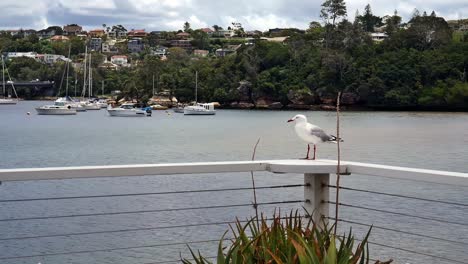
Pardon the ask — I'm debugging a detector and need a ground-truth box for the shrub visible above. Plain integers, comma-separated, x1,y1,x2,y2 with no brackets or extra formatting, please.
182,211,378,264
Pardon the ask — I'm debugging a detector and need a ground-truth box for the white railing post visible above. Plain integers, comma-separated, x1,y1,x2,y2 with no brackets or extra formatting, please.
304,173,329,224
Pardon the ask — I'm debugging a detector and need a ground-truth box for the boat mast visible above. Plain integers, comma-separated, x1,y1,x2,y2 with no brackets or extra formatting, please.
102,80,104,97
195,71,198,103
88,54,92,99
152,74,155,96
65,45,71,97
2,55,5,99
82,46,87,98
74,70,77,97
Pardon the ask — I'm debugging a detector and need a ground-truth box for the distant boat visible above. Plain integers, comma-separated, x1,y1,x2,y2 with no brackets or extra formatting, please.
0,55,18,105
151,104,168,110
36,102,77,115
107,103,150,117
55,96,86,112
183,71,216,115
184,103,216,115
37,46,79,115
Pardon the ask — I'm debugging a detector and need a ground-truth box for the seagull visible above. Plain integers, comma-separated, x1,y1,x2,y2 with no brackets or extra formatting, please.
287,114,342,160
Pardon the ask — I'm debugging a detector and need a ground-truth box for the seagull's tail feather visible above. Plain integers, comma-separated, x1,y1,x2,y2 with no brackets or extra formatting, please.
328,135,343,143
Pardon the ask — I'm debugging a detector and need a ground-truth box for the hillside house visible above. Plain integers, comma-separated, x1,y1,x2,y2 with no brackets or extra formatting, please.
89,29,106,38
63,24,82,35
370,32,388,42
193,49,209,57
110,55,128,66
128,38,145,53
89,38,102,51
170,40,191,50
128,29,148,38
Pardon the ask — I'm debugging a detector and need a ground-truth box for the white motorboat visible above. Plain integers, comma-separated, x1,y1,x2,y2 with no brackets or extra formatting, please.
107,103,150,117
83,101,101,110
35,102,77,115
183,72,216,115
55,96,86,112
97,99,108,108
184,103,216,115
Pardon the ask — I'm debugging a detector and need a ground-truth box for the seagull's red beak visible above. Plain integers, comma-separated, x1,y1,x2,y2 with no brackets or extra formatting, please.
287,119,294,123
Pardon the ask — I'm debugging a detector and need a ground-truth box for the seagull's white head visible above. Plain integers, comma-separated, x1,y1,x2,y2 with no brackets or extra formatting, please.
287,114,307,124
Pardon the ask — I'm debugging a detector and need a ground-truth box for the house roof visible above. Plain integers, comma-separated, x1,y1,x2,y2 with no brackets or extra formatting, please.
176,32,190,36
90,29,105,33
111,55,128,59
200,28,213,33
128,29,146,34
50,35,70,41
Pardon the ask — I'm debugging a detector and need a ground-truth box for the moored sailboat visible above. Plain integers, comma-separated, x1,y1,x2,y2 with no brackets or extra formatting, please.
183,71,216,115
0,55,18,105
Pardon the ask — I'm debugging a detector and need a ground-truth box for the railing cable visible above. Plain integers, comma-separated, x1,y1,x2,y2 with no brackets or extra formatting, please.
0,238,229,260
0,200,304,223
0,215,300,241
337,235,465,264
367,240,465,264
0,184,307,203
143,256,217,264
327,185,468,207
326,201,468,226
328,217,468,246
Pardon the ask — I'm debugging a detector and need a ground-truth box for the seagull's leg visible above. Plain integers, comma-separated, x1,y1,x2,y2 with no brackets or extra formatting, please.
313,145,316,160
305,144,310,159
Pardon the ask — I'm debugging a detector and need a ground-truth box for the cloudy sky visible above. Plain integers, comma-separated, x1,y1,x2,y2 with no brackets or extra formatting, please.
0,0,466,31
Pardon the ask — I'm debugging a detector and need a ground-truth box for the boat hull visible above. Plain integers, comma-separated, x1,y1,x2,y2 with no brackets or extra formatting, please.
183,109,216,115
0,99,17,105
107,109,147,117
35,107,77,115
85,104,101,110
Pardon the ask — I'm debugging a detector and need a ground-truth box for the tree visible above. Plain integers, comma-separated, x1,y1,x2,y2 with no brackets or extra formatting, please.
383,10,402,36
213,25,222,32
183,21,191,33
356,4,383,32
190,30,209,50
405,15,452,50
320,0,347,27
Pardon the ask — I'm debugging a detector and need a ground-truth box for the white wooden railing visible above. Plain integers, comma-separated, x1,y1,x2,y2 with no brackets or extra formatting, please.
0,159,467,264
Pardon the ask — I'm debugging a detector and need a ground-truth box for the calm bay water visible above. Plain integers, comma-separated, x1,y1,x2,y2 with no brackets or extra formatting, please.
0,101,467,264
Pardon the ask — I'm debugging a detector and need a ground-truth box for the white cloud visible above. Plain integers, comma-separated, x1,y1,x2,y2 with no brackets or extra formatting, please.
0,0,466,31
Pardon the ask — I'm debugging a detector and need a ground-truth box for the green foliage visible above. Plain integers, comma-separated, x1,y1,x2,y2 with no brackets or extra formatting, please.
0,3,466,109
182,211,377,264
356,4,383,32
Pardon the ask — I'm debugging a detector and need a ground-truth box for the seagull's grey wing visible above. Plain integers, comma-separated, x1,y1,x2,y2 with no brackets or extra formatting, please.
310,127,334,142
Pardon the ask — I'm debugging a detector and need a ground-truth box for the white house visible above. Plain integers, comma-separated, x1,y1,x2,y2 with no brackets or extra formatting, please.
5,52,38,60
370,32,388,42
110,55,128,67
